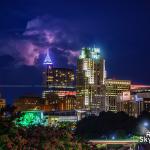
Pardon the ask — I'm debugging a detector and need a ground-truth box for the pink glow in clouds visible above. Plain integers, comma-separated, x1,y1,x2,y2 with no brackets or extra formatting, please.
67,50,80,65
0,16,80,66
15,41,40,65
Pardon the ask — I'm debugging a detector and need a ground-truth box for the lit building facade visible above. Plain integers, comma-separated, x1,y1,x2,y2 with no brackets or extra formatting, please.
13,96,44,112
117,100,137,116
0,98,6,109
42,50,76,111
76,47,106,111
43,68,75,98
131,85,150,115
117,85,150,117
117,95,150,117
58,95,76,111
105,79,131,111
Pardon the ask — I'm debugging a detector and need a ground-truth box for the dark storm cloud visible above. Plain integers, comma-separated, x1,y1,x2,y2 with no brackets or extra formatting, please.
0,16,81,66
0,36,40,65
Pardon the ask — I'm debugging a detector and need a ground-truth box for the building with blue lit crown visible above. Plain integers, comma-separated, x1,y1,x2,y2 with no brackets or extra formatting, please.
42,49,76,111
43,50,53,65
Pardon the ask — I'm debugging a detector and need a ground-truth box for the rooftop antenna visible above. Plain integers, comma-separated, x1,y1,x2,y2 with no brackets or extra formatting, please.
43,49,53,65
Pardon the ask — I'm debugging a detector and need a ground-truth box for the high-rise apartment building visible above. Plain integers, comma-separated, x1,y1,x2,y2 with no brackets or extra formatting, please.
76,47,106,111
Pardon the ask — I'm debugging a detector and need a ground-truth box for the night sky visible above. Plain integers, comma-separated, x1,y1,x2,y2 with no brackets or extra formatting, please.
0,0,150,104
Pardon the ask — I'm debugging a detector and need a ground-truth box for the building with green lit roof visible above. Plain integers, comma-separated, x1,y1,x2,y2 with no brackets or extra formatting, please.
76,47,106,111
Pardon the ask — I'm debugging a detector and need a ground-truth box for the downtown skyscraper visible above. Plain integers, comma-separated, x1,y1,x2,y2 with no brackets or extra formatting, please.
42,50,76,111
76,47,106,111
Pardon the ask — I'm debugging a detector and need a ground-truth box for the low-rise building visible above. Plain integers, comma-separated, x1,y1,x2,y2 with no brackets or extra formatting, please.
117,85,150,117
13,96,44,112
0,98,6,109
46,110,86,124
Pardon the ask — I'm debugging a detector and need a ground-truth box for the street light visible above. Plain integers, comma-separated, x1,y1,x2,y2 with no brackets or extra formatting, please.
143,121,149,128
139,121,149,135
143,121,149,135
112,136,115,140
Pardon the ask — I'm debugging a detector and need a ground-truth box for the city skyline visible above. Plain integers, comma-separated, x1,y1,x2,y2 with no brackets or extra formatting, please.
0,0,150,103
1,1,150,149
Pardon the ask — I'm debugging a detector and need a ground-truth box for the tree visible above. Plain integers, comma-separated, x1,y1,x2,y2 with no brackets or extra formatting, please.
76,111,138,139
15,110,46,127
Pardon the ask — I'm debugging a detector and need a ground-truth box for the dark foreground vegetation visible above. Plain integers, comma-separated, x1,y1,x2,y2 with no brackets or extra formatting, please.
1,106,150,150
76,111,150,139
0,119,90,150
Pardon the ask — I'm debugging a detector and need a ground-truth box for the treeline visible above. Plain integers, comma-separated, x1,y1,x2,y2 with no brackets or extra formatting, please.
75,111,150,139
0,119,90,150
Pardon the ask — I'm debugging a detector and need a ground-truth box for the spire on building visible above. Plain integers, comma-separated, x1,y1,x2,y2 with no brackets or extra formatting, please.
43,49,53,65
